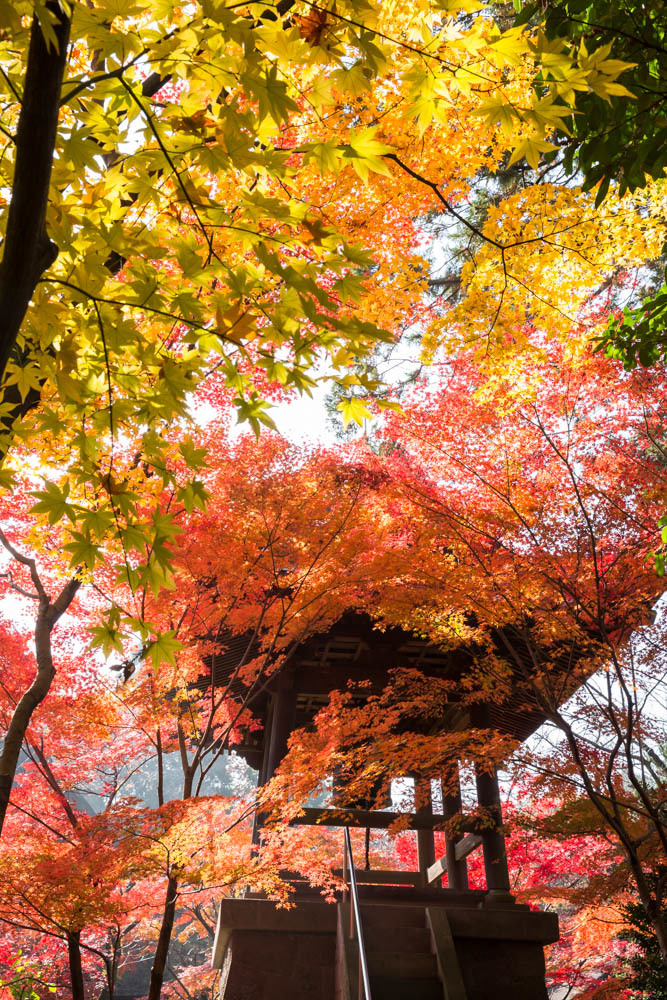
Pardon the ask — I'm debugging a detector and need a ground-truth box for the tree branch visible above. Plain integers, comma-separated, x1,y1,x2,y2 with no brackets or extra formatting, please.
0,529,47,603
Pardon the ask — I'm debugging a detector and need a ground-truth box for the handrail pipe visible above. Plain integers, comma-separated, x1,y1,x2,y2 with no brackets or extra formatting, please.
344,827,373,1000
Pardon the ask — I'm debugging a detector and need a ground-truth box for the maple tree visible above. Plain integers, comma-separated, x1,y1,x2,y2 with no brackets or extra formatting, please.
0,0,624,409
557,1,667,377
0,0,645,855
0,5,664,997
620,866,667,1000
205,348,662,993
0,532,79,836
2,348,667,993
0,0,656,834
0,0,642,515
521,0,667,199
0,432,403,997
369,343,667,963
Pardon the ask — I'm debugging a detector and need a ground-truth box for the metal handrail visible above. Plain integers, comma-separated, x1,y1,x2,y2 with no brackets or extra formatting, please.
344,827,373,1000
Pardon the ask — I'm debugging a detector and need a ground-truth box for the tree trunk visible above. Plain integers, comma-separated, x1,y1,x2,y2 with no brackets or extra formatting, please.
626,855,667,963
67,930,85,1000
556,712,667,961
0,2,71,382
0,570,79,838
147,875,179,1000
146,728,193,999
0,603,55,835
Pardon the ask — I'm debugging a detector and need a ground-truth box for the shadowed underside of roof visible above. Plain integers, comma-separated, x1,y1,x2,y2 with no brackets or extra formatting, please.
200,611,592,747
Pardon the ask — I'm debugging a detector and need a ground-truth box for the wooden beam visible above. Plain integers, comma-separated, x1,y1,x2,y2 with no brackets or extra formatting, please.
426,907,468,1000
292,807,492,833
426,834,483,885
333,868,420,886
455,832,483,861
475,762,511,892
292,807,458,830
415,776,436,887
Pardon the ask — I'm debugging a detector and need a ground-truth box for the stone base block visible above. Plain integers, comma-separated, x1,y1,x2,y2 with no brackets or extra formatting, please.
213,893,558,1000
220,929,335,1000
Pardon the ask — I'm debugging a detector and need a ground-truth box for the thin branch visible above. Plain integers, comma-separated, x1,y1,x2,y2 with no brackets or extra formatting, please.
0,530,47,602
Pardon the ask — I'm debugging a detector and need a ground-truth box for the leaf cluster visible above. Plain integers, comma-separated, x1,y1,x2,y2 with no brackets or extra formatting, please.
517,0,667,198
595,284,667,372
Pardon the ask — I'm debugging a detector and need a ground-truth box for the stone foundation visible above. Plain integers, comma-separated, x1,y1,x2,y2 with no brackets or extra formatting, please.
213,891,558,1000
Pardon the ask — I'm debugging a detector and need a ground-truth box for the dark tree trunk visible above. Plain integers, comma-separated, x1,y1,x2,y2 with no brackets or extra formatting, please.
67,930,85,1000
0,2,71,381
0,603,54,835
147,875,179,1000
0,570,79,837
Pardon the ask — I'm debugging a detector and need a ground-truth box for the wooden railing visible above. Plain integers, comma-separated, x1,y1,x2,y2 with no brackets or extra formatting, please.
426,833,483,885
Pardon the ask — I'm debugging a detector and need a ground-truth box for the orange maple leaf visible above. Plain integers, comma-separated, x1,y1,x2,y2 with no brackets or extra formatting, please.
295,8,332,47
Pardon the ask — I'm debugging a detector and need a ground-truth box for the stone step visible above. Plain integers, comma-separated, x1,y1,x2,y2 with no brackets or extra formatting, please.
364,924,431,954
370,976,443,1000
368,950,438,980
356,884,484,906
360,904,426,928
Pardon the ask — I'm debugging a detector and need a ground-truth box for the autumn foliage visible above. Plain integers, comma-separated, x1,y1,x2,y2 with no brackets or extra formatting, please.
2,338,666,993
0,0,665,997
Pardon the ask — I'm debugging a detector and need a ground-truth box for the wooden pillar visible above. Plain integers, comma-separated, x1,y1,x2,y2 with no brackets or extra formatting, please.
257,696,275,788
252,674,296,845
414,776,436,887
474,762,511,894
442,764,469,891
264,677,297,781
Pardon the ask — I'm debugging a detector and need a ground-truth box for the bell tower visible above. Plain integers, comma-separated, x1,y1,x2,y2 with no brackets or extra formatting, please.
211,613,559,1000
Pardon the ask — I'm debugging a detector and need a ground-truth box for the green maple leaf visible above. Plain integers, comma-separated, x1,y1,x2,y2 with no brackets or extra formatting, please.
30,481,79,525
64,529,102,569
303,142,341,175
343,127,393,183
331,61,372,97
178,437,208,470
122,522,148,553
148,630,184,669
247,64,299,125
10,362,44,402
89,623,125,657
178,479,210,514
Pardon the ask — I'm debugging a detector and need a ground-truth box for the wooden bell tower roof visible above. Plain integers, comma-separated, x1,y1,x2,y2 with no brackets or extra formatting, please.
205,610,580,777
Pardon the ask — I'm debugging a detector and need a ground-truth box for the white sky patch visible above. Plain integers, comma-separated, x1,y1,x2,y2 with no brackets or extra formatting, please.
270,387,341,445
191,383,365,445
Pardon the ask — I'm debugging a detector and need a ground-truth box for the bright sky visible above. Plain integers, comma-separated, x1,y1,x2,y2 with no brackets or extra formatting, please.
271,386,339,444
194,380,365,445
